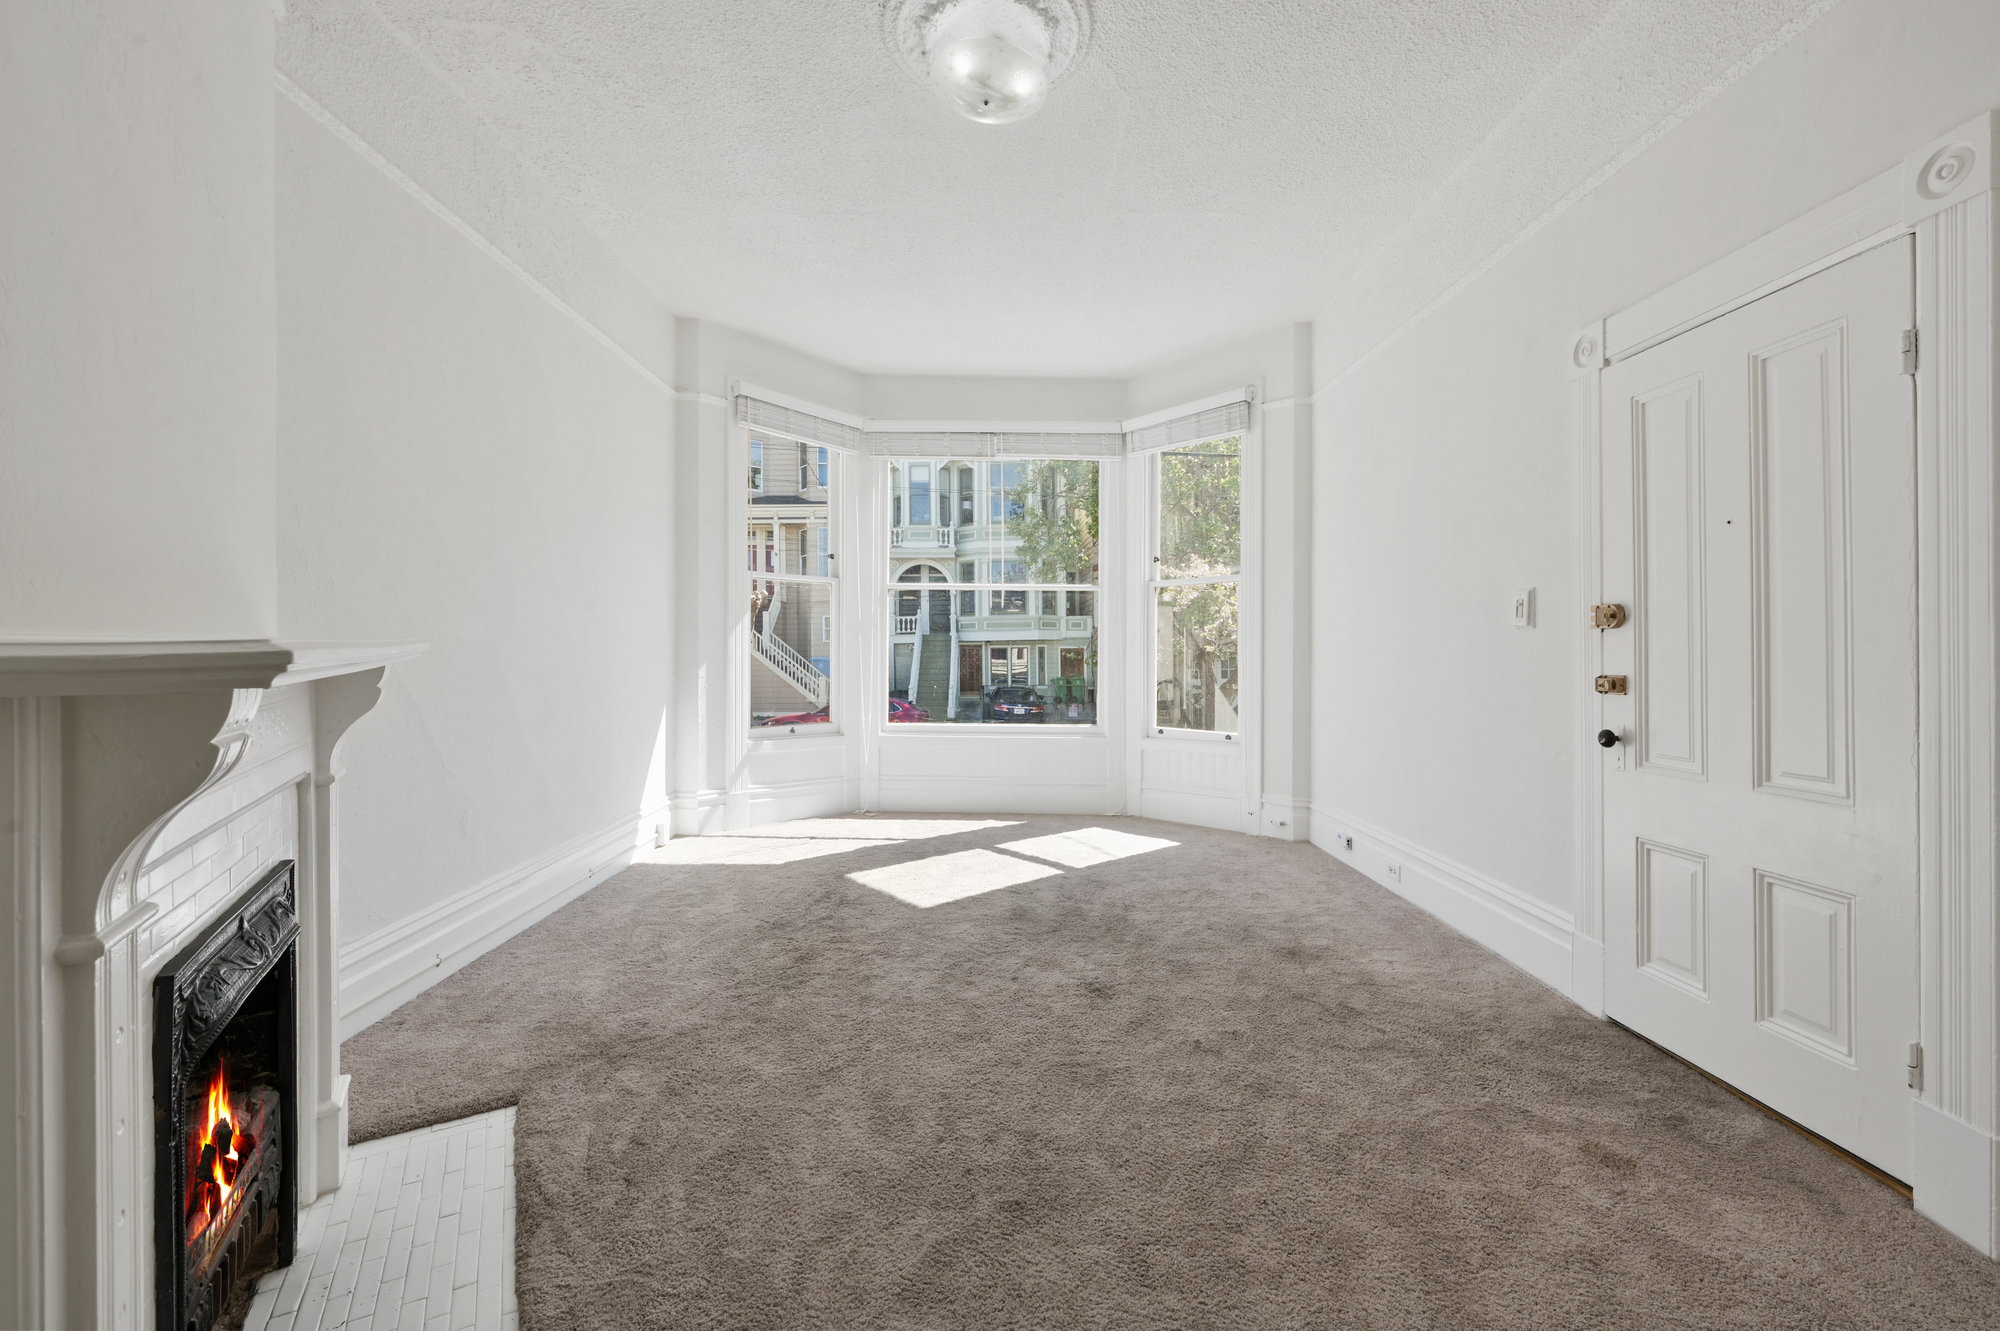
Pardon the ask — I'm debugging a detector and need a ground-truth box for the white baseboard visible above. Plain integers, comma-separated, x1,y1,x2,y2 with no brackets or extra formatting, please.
1914,1100,2000,1257
669,787,726,837
1137,788,1257,835
736,776,853,826
1259,798,1311,841
877,774,1118,816
1570,933,1606,1017
338,804,664,1038
1309,804,1575,997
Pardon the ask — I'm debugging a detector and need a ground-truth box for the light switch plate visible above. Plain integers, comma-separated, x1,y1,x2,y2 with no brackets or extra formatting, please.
1512,587,1535,628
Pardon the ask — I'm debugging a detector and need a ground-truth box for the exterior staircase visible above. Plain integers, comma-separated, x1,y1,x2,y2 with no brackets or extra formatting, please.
914,631,953,719
752,626,828,706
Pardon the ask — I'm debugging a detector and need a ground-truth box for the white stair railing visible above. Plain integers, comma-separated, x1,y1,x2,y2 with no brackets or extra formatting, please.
753,627,829,705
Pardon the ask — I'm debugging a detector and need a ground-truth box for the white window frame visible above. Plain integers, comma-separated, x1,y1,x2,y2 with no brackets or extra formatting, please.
874,454,1111,735
743,431,840,740
1145,432,1246,742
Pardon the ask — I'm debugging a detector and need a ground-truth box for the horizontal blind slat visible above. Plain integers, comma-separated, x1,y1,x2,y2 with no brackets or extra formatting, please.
1124,400,1250,454
865,430,1123,458
735,396,863,453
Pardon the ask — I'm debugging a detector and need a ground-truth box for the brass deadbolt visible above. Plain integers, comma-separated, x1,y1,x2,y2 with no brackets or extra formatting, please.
1592,603,1628,629
1595,674,1629,695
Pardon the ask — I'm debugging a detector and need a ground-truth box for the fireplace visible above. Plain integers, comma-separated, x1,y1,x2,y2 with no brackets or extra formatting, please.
154,861,301,1331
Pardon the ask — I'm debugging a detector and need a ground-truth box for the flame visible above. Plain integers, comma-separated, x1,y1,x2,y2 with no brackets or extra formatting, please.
192,1061,245,1230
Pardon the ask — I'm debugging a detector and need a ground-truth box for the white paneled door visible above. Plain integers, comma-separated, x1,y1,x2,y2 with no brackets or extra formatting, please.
1599,239,1917,1178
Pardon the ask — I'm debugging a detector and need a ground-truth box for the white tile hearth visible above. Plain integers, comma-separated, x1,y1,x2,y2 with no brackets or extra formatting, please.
243,1107,517,1331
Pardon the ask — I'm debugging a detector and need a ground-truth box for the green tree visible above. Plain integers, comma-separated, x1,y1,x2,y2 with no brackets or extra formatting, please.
1010,459,1099,585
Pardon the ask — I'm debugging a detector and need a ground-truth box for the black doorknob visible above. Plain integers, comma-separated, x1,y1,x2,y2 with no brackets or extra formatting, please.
1597,729,1619,748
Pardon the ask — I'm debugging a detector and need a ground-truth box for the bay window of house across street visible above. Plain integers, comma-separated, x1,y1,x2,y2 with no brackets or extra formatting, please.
1152,435,1241,735
887,456,1099,725
748,434,835,734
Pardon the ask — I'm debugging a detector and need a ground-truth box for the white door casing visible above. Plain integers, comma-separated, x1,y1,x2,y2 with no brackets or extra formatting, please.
1599,239,1917,1177
1575,112,2000,1255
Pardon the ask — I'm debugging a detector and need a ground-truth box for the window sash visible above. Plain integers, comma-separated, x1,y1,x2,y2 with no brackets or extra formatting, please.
1148,573,1238,588
749,576,836,734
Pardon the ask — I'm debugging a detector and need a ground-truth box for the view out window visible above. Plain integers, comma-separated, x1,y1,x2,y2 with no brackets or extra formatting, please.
748,434,835,732
799,446,828,491
887,456,1099,725
1152,436,1241,734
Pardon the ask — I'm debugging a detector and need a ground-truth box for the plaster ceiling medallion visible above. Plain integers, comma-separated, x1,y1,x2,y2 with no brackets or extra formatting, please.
884,0,1091,124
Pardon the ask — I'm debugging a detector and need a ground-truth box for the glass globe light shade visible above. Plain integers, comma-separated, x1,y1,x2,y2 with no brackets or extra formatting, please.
927,34,1049,124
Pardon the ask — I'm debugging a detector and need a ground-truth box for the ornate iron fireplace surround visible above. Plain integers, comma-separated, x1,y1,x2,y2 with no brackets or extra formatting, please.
153,861,301,1331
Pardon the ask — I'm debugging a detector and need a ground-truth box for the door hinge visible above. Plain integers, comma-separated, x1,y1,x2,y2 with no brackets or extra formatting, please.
1902,327,1919,375
1907,1042,1923,1091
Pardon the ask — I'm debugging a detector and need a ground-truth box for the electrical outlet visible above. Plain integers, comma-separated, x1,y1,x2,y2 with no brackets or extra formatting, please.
1343,834,1354,852
1386,861,1402,881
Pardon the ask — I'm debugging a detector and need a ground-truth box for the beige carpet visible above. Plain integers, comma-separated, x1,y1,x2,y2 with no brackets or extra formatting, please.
343,815,2000,1329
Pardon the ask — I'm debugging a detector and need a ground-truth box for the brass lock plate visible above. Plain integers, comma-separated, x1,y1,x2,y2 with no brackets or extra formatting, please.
1592,603,1628,629
1595,674,1629,695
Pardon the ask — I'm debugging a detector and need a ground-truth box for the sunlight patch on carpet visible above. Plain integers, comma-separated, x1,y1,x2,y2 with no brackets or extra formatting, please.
640,837,896,865
847,847,1061,908
998,826,1179,868
717,818,1019,841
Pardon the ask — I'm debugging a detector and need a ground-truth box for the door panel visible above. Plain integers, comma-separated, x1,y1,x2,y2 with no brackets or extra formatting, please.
1634,377,1708,778
1600,238,1916,1178
1751,322,1854,803
1636,839,1709,996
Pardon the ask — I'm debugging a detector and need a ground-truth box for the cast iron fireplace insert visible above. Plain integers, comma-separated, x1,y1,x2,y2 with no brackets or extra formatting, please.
153,860,300,1331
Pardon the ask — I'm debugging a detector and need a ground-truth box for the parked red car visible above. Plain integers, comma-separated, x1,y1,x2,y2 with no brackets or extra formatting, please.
758,706,830,728
757,698,930,727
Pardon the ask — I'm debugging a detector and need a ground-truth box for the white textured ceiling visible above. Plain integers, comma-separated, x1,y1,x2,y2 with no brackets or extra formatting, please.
302,0,1837,378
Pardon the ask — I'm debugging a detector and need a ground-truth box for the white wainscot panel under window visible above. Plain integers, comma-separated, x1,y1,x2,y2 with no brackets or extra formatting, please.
1137,739,1248,833
1139,742,1244,799
741,738,853,824
875,734,1113,814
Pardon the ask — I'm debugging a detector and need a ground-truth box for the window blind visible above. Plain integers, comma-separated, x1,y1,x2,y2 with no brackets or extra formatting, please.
865,430,1125,459
742,393,1251,457
1123,399,1251,454
735,395,863,453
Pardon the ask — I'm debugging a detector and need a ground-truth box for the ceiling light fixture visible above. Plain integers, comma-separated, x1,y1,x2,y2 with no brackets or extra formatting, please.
884,0,1091,125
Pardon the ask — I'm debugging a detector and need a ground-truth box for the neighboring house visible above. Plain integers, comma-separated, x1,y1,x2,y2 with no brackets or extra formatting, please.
888,457,1097,723
748,437,833,722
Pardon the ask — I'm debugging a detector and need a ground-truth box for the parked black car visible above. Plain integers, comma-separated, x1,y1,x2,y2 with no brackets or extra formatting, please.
981,685,1047,722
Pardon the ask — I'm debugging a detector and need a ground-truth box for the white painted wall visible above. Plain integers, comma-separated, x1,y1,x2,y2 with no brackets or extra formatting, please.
1310,0,2000,942
275,97,676,955
0,1,276,638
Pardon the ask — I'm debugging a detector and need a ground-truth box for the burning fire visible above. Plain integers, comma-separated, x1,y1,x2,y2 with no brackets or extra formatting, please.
189,1061,253,1232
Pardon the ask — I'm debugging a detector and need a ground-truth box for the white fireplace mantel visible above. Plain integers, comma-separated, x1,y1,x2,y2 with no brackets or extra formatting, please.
1,639,423,1331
